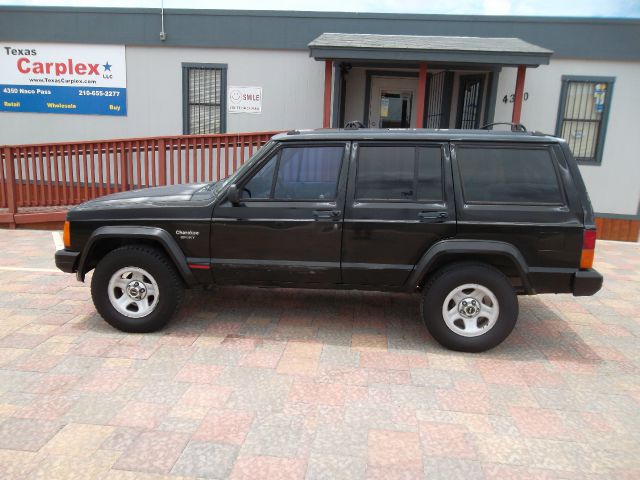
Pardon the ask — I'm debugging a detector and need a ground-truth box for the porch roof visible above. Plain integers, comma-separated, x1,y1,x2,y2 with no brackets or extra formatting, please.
309,33,552,66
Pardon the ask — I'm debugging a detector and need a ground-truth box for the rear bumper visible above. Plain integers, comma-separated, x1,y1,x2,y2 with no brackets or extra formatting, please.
572,269,603,296
54,249,79,274
528,267,602,296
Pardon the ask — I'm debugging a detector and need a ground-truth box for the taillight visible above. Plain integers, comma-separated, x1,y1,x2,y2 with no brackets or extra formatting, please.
63,221,71,249
580,229,596,269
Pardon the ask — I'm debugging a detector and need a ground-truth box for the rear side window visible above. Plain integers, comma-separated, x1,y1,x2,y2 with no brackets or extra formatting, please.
456,146,563,205
356,145,443,201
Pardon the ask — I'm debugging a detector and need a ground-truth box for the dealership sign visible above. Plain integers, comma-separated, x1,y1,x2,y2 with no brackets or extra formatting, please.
228,86,262,114
0,43,127,116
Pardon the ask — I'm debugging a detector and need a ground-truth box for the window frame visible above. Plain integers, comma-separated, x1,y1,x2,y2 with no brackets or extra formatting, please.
555,75,615,166
239,142,348,203
454,143,568,207
182,62,228,135
354,142,445,203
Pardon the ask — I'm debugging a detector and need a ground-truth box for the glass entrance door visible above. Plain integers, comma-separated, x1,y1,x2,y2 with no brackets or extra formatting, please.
378,91,413,128
368,76,418,128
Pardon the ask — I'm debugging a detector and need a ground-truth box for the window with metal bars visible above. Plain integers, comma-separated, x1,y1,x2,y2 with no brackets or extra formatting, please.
182,63,227,134
456,75,485,129
425,71,453,129
556,76,614,164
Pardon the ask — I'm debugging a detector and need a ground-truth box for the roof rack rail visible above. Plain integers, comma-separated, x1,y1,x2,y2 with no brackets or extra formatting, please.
480,122,527,132
286,129,301,135
344,120,365,130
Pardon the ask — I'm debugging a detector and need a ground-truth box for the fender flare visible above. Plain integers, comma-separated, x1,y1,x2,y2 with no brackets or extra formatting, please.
406,239,533,293
75,226,196,286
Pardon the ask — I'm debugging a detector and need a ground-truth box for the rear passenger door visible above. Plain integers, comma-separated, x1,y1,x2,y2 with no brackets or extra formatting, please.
341,141,456,287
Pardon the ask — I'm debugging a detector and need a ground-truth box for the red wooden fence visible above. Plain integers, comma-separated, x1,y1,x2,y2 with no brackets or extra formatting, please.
0,131,279,227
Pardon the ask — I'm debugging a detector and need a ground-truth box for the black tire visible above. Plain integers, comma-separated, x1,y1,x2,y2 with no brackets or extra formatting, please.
90,245,185,333
421,262,518,352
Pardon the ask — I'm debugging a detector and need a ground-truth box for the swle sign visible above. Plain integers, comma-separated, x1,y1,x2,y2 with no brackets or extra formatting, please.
227,86,262,114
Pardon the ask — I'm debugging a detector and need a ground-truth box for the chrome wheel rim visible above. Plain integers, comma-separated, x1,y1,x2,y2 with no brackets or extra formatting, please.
108,267,159,318
442,283,499,337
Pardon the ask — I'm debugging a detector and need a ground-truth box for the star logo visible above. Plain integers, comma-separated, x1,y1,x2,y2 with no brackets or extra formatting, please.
103,62,112,72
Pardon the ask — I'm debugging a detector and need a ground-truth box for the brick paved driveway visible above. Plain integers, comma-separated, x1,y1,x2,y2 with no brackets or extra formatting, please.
0,229,638,479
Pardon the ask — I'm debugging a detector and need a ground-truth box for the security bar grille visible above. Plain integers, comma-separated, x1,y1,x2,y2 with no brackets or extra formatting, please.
456,75,484,129
183,64,227,135
425,72,446,128
557,78,613,164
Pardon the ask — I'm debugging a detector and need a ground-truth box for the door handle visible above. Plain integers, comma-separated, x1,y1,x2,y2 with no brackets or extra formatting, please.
313,209,342,220
418,211,448,222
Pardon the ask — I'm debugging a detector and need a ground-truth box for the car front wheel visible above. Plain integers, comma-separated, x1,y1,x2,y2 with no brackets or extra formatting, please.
90,245,184,333
421,262,518,352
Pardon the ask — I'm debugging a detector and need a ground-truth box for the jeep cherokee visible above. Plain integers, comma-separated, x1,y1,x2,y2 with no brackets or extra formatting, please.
55,129,603,352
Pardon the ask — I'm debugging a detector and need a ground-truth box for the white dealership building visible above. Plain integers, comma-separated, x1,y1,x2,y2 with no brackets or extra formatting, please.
0,7,639,239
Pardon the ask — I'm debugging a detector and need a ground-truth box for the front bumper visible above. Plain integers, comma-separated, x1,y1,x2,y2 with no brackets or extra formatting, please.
55,249,79,274
572,269,603,296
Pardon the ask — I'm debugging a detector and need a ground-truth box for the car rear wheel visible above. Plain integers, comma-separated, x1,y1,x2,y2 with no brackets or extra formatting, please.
91,245,184,333
421,262,518,352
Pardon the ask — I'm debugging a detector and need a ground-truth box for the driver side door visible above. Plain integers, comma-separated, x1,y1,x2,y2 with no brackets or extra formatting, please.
210,142,349,286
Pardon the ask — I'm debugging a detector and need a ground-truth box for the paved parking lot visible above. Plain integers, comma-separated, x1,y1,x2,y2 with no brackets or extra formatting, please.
0,229,638,479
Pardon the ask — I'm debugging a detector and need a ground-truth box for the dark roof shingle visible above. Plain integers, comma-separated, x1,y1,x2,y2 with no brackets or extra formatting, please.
309,33,553,55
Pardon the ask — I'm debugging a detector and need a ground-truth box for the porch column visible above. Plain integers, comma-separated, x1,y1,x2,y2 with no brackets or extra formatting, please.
511,65,526,124
323,59,332,128
416,62,428,128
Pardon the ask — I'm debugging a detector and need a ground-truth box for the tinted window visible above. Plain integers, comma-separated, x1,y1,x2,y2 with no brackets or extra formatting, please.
243,146,344,201
273,146,343,200
417,147,442,201
357,145,442,201
357,146,414,200
457,146,563,204
243,152,277,199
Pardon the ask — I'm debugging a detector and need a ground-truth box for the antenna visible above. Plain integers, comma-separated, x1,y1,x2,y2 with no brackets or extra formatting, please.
159,0,167,41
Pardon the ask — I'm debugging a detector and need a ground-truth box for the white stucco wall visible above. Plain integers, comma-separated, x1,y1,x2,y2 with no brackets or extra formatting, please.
495,59,640,216
1,44,638,217
0,46,324,144
343,67,367,124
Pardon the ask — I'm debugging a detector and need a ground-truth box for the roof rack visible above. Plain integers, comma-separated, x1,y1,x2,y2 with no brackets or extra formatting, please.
344,120,365,130
286,129,301,135
481,122,527,132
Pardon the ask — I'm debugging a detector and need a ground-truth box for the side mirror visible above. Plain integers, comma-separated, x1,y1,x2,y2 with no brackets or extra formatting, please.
227,184,241,204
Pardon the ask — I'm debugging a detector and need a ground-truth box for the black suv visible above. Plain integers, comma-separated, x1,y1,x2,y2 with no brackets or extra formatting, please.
55,129,603,352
